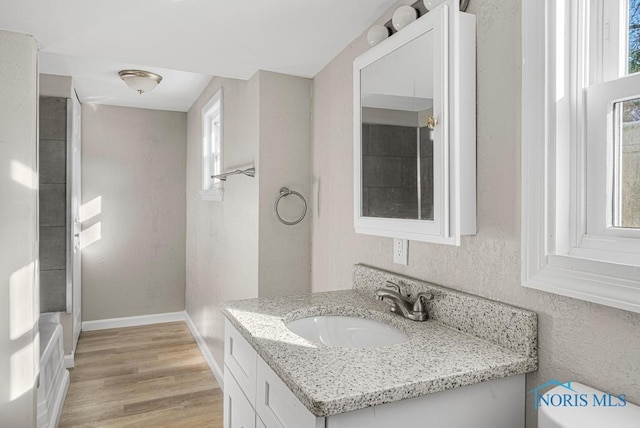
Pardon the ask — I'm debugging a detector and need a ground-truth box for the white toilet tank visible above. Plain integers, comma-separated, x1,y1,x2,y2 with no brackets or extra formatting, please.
538,382,640,428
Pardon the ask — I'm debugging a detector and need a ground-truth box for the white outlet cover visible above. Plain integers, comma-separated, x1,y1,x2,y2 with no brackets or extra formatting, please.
393,238,408,265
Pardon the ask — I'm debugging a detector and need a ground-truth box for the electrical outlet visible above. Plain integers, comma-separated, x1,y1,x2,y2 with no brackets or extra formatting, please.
393,238,408,265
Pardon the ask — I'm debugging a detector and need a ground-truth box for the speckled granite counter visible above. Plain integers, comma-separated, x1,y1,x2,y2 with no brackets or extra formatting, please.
221,265,538,417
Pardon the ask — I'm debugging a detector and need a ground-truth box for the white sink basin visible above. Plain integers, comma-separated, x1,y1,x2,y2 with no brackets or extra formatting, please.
285,315,408,348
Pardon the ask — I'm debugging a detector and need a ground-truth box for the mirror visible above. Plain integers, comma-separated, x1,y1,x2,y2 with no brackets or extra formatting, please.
354,3,475,245
360,29,435,221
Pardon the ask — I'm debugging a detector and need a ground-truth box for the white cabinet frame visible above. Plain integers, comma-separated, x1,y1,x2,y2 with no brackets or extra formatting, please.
353,1,476,245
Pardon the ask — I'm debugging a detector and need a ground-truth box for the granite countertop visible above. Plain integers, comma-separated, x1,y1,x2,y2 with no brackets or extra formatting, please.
222,266,538,417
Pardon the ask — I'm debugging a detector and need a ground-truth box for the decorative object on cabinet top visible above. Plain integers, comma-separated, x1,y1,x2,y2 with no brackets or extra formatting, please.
368,0,471,45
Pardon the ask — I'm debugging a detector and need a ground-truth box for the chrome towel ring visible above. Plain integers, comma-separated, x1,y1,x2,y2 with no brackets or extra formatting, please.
275,187,307,226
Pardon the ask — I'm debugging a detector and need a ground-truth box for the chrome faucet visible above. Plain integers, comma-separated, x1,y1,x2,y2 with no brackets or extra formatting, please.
374,281,433,322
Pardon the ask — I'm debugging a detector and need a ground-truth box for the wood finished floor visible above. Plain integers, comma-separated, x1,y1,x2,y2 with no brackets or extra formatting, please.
59,322,223,428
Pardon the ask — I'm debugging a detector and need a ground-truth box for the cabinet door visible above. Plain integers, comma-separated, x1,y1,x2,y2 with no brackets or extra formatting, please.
354,6,446,241
225,319,258,406
353,3,476,245
224,367,256,428
255,357,322,428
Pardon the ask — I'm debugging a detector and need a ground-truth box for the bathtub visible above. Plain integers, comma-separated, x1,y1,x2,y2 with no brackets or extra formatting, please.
37,313,70,428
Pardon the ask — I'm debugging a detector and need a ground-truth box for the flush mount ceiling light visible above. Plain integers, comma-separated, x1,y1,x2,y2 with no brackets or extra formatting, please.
118,69,163,94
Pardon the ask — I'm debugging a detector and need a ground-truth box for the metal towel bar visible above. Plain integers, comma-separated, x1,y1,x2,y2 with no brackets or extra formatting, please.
212,167,255,181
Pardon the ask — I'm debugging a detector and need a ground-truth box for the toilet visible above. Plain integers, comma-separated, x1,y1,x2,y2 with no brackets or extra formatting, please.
538,382,640,427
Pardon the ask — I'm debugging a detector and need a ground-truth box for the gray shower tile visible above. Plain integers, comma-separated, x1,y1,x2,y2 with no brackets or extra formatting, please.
362,187,369,217
40,269,66,313
420,158,433,190
39,226,66,270
39,96,67,141
39,139,66,184
366,187,418,219
420,126,434,157
401,158,418,188
362,156,403,188
361,124,369,156
40,184,66,227
420,160,434,220
368,124,417,157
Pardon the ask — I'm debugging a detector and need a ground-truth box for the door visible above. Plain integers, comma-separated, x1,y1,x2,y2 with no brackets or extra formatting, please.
67,95,82,351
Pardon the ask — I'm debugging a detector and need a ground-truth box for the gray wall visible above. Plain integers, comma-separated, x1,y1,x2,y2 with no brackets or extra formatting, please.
81,104,187,321
310,0,640,426
257,71,312,298
39,96,67,312
0,30,38,428
186,71,312,370
40,74,74,99
186,74,260,368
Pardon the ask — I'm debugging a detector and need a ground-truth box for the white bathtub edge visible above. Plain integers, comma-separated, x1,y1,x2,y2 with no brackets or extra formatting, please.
185,312,224,391
81,311,186,331
51,369,69,428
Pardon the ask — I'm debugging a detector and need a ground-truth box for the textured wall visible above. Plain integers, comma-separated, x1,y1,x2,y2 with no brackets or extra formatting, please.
81,104,187,321
310,0,640,426
0,30,38,428
186,75,260,368
257,71,312,298
186,71,313,369
39,74,73,99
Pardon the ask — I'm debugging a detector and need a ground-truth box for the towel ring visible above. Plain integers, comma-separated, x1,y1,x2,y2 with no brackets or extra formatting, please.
275,187,307,226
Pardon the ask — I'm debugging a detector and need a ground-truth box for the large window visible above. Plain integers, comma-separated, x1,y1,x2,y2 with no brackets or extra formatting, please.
522,0,640,313
201,89,223,201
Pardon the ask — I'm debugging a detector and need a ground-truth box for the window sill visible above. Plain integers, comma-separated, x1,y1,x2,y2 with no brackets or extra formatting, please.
200,188,223,202
522,255,640,314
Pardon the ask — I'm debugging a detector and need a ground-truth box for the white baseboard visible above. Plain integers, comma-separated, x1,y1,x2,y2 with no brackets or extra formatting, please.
63,354,74,369
81,311,186,332
185,312,224,390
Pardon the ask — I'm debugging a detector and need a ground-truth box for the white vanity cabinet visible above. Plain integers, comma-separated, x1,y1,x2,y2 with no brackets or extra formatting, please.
354,1,476,245
223,319,322,428
224,369,258,428
223,319,526,428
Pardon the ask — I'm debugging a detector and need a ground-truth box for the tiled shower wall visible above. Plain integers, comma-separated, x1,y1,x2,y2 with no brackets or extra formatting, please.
39,96,67,312
361,123,434,219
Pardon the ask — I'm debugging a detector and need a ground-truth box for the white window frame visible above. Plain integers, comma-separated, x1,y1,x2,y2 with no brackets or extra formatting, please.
200,89,224,202
522,0,640,314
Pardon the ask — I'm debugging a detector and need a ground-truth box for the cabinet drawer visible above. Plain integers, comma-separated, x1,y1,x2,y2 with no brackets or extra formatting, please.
225,319,257,405
255,357,321,428
224,368,256,428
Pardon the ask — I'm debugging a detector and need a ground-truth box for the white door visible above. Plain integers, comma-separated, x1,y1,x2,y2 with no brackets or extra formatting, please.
67,95,82,350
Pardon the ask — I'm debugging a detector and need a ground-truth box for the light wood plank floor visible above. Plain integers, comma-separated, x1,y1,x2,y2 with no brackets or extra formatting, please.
59,322,223,428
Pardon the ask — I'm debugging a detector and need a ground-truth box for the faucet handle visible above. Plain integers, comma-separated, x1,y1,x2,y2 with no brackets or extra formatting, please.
412,292,434,313
385,281,401,293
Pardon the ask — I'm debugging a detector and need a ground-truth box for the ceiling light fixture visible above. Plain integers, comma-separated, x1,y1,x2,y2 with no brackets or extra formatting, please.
118,69,163,94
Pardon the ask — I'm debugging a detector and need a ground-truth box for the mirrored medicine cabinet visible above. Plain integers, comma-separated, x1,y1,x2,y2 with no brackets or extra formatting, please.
353,0,476,245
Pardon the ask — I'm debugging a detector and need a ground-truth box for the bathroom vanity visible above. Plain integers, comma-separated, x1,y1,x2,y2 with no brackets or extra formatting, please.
221,265,538,428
